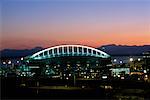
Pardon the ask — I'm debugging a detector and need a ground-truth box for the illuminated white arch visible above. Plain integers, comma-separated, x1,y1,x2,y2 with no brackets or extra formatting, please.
30,44,110,60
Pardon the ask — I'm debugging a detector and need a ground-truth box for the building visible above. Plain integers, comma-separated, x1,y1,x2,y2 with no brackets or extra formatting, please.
143,51,150,74
19,45,111,80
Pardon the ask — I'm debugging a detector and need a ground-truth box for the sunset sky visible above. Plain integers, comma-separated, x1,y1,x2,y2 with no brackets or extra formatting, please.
1,0,150,50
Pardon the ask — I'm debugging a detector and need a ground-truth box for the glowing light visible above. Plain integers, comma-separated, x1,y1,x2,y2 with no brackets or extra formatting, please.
54,66,57,68
87,76,89,79
8,60,11,64
90,69,93,72
3,62,6,64
29,66,40,68
102,76,107,79
21,57,24,60
17,61,19,63
77,64,80,66
82,86,85,88
113,59,117,62
129,58,133,62
138,58,141,61
144,70,147,73
121,77,124,79
67,64,70,67
145,75,148,78
120,61,123,64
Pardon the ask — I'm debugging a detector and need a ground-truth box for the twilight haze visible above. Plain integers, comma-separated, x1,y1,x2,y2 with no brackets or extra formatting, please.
1,0,150,50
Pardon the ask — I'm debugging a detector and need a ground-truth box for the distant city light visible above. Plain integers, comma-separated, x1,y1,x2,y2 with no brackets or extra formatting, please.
121,77,124,79
17,61,19,63
102,76,107,79
77,64,80,66
106,64,112,67
3,62,6,64
138,78,140,80
117,75,120,77
87,76,89,79
8,60,11,64
145,75,148,78
54,66,57,68
26,60,29,63
90,69,93,72
144,70,147,73
29,66,40,68
87,64,90,67
129,58,133,62
138,58,141,61
113,59,117,62
120,61,123,64
21,57,24,60
82,85,85,88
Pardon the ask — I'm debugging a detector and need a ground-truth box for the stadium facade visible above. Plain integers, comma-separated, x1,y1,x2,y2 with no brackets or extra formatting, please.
21,45,111,80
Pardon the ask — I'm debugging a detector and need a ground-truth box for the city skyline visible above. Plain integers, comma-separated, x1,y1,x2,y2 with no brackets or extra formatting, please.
1,0,150,50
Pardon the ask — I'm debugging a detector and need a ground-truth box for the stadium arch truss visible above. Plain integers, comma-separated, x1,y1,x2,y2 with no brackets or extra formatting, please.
29,45,110,60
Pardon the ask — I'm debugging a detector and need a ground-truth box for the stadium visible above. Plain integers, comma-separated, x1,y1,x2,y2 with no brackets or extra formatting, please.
22,44,111,80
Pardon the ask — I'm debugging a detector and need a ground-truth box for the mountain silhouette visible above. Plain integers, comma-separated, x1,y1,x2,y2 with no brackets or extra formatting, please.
97,44,150,56
0,47,43,58
1,45,150,58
